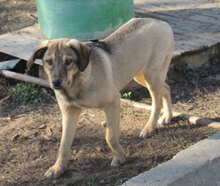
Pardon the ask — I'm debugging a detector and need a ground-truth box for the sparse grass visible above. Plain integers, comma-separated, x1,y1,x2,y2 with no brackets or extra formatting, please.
121,89,133,99
120,88,147,101
10,82,46,104
60,175,98,186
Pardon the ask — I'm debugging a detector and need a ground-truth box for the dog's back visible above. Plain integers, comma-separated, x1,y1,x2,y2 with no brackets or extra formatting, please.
104,18,173,48
101,18,174,90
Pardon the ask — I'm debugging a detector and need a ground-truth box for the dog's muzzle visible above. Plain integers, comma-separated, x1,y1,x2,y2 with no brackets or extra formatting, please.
52,78,62,89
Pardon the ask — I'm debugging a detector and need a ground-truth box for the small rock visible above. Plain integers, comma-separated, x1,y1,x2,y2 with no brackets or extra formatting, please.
46,127,53,136
39,124,46,129
188,107,194,111
11,134,20,141
95,146,104,152
43,135,53,141
102,122,107,127
100,180,105,184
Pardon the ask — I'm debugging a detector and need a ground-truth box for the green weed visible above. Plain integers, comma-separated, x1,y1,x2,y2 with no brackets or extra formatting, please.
121,89,132,99
121,88,147,101
10,82,45,104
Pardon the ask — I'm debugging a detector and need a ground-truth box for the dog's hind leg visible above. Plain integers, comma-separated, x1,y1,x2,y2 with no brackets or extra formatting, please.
158,83,172,126
157,53,173,127
103,94,126,167
134,72,163,138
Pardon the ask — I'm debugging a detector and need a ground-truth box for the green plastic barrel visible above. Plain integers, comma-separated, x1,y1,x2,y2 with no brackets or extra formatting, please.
36,0,134,40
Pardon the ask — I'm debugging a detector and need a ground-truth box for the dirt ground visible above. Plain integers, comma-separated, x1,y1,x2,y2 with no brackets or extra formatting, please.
0,0,36,35
0,0,219,185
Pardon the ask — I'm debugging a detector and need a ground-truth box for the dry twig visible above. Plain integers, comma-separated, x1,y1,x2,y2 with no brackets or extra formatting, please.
121,98,220,129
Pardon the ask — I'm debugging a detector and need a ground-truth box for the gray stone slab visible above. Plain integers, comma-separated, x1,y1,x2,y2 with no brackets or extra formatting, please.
134,0,220,55
122,131,220,186
0,59,20,70
0,25,46,61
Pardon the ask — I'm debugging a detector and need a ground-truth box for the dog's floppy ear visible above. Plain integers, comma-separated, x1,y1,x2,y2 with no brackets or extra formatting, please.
27,40,49,70
69,39,91,72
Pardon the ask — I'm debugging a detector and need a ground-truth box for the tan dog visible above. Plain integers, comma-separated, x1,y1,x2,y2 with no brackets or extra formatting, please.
28,18,174,178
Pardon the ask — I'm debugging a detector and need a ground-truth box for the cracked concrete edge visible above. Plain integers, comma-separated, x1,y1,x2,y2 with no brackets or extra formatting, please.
122,131,220,186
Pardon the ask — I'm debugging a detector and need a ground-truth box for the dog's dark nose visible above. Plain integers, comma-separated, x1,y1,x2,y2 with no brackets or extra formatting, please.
52,79,62,88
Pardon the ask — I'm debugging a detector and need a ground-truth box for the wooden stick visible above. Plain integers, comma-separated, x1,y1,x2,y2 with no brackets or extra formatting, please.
121,98,220,129
1,70,219,129
0,69,50,88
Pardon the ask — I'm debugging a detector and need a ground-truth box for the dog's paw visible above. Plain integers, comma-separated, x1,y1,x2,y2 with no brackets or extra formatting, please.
44,165,65,179
110,155,126,167
158,117,171,126
139,129,155,138
102,122,107,128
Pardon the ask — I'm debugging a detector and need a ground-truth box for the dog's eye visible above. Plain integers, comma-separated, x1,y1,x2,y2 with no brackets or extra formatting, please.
46,59,53,66
65,59,73,66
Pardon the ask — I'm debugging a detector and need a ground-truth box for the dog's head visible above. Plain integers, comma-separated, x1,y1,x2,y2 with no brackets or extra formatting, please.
27,39,91,90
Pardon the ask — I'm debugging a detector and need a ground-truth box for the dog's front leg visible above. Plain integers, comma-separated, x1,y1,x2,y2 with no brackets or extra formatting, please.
45,104,81,179
103,96,126,167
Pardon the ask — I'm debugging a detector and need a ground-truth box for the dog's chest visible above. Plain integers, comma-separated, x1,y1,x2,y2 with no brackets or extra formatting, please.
71,100,85,109
56,91,86,109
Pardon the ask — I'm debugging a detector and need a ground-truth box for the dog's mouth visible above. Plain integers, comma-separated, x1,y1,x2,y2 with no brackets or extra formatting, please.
52,85,62,90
